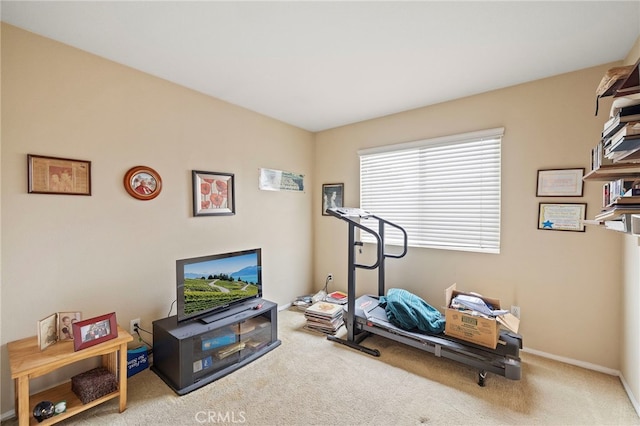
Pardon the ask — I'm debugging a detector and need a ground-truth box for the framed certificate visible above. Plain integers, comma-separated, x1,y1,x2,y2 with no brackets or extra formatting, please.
536,168,584,197
538,203,586,232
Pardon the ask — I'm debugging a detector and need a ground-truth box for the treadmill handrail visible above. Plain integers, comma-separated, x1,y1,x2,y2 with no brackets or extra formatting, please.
326,208,382,270
375,215,408,260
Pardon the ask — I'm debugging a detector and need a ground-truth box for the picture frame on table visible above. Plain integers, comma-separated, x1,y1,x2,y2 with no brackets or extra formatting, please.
322,183,344,215
123,166,162,200
192,170,235,216
536,168,584,197
537,203,587,232
58,311,82,342
27,154,92,195
37,313,59,351
72,312,118,351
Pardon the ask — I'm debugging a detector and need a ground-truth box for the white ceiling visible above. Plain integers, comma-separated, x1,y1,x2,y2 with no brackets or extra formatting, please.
2,1,640,132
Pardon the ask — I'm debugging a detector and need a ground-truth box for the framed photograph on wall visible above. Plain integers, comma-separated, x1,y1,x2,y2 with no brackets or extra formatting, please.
536,168,584,197
72,312,118,351
538,203,586,232
193,170,235,216
123,166,162,200
322,183,344,215
27,154,91,195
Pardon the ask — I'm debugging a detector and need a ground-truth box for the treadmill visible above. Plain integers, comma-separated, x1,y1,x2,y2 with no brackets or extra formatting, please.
326,207,522,386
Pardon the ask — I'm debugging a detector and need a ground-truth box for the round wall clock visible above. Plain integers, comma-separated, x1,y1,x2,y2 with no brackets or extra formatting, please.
123,166,162,200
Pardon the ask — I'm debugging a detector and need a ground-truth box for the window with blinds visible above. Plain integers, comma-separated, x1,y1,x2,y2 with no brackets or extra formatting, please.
359,128,503,254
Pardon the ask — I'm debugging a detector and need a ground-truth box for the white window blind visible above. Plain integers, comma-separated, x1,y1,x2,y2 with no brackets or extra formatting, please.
359,128,503,254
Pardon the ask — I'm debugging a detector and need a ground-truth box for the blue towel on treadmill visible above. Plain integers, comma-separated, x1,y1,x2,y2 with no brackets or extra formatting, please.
379,288,445,334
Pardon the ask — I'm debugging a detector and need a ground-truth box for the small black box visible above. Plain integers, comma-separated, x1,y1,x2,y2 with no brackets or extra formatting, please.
71,367,118,404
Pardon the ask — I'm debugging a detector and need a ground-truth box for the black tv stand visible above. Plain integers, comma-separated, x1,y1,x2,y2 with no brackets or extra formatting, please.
197,300,265,324
151,299,280,395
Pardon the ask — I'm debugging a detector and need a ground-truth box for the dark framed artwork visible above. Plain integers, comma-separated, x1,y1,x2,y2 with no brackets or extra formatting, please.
72,312,118,351
27,154,91,195
124,166,162,200
322,183,344,215
192,170,235,216
538,203,586,232
536,168,584,197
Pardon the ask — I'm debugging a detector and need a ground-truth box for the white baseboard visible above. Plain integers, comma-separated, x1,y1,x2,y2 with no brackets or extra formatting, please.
523,347,640,417
522,346,619,376
1,409,16,422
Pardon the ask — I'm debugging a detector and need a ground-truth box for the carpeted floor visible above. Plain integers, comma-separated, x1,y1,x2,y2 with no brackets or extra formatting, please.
3,307,639,425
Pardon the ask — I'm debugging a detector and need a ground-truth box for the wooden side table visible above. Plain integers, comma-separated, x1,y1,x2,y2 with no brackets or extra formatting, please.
8,325,133,426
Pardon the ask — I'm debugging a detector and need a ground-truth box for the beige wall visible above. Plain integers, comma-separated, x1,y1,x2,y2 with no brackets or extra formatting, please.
621,35,640,411
3,21,639,417
0,24,314,412
314,65,623,369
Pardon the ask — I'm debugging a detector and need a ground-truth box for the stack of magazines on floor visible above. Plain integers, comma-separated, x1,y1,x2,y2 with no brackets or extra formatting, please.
292,295,313,311
304,301,344,335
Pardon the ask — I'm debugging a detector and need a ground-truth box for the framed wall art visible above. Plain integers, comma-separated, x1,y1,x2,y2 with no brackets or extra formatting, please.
193,170,235,216
27,154,91,195
538,203,587,232
322,183,344,215
536,168,584,197
124,166,162,200
72,312,118,351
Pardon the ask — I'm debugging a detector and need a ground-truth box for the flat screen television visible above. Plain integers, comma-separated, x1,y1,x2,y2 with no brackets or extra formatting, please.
176,248,262,323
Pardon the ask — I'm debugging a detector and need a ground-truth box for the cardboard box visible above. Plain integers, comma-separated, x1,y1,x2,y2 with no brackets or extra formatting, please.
444,284,520,349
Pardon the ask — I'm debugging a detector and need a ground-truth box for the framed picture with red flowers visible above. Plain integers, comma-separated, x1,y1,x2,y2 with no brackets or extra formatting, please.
192,170,235,216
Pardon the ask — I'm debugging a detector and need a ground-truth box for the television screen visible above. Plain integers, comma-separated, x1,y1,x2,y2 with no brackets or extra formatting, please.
176,248,262,322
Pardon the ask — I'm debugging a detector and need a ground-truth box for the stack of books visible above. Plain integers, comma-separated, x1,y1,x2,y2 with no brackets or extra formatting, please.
292,295,313,311
594,104,640,167
304,301,344,335
596,183,640,221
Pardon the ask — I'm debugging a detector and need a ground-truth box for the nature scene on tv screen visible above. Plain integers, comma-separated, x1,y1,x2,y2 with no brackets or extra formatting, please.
183,253,259,316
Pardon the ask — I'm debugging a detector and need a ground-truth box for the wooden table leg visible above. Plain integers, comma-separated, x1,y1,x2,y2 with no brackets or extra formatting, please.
16,375,29,426
118,342,128,413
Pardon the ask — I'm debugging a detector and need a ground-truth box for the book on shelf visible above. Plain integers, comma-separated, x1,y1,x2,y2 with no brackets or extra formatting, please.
591,140,614,171
608,195,640,205
602,179,637,207
605,135,640,157
596,205,640,221
604,121,640,155
602,112,640,140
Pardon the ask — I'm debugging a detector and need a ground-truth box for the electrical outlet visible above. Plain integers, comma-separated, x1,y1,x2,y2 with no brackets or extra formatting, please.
510,306,520,319
130,318,140,335
327,274,333,281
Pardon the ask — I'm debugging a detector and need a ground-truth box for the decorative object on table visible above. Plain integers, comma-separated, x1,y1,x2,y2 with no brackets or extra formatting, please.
537,203,587,232
58,311,82,342
72,312,118,351
37,313,59,351
192,170,235,216
54,400,66,414
536,168,584,197
27,154,91,195
32,401,55,423
258,167,304,192
123,165,162,200
71,367,118,404
37,312,82,350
